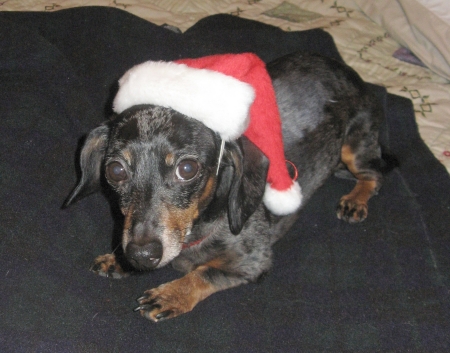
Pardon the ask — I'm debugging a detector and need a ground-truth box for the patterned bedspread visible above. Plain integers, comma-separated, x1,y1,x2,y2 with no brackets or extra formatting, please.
3,0,450,172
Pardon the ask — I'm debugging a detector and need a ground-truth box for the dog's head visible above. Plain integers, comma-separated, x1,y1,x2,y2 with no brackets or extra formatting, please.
65,105,268,270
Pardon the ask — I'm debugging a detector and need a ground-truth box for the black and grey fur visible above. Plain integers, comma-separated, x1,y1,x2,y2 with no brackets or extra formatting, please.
65,52,386,322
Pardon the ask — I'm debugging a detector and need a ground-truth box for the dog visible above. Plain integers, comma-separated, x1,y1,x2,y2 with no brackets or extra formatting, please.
65,52,387,322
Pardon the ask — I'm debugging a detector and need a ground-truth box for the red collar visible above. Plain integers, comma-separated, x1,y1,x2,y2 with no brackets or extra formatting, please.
182,236,208,250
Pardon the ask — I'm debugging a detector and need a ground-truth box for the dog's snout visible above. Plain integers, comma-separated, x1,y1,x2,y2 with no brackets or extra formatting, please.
126,241,163,270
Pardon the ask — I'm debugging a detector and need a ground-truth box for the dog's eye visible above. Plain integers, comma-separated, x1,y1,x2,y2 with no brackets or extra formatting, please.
176,159,199,181
106,161,128,183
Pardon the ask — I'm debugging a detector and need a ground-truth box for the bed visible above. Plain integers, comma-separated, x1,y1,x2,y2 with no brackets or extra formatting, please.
1,1,449,352
4,0,450,172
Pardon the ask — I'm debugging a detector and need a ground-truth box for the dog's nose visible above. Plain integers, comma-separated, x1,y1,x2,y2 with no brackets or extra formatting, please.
126,241,163,270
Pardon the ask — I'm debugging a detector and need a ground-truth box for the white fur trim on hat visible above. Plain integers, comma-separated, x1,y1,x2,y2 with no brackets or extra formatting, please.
263,181,303,216
112,61,255,141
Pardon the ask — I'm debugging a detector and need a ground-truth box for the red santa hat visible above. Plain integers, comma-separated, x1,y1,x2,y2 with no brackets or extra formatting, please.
113,53,302,215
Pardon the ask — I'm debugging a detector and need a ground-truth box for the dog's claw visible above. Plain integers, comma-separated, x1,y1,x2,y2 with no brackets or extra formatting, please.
136,295,149,302
134,301,166,322
90,262,101,272
134,304,155,312
155,311,172,320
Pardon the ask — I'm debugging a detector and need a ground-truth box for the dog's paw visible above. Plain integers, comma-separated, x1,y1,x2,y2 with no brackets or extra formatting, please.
90,253,129,279
134,269,216,322
336,198,368,223
134,282,196,322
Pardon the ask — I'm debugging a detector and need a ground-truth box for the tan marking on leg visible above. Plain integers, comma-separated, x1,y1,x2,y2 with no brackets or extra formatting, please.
341,144,358,176
338,144,378,222
340,180,377,205
203,257,226,270
137,265,218,321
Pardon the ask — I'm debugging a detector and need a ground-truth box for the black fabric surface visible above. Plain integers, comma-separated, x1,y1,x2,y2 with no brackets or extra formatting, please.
1,7,449,352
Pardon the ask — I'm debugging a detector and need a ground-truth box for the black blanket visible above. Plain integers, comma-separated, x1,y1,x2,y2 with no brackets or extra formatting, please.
1,7,449,352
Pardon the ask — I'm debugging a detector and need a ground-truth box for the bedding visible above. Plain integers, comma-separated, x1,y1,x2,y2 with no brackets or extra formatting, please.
3,0,450,173
354,0,450,80
1,2,450,352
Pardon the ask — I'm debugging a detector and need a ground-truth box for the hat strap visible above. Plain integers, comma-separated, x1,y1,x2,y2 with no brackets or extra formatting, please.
216,139,226,176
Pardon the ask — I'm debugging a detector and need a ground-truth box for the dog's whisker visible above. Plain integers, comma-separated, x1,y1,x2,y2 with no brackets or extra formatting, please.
111,243,122,254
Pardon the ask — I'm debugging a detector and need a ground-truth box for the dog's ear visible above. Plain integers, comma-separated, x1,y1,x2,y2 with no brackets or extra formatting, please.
63,124,110,207
222,136,269,235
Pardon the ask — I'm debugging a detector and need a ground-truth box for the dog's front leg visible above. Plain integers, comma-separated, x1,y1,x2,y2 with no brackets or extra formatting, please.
134,260,247,322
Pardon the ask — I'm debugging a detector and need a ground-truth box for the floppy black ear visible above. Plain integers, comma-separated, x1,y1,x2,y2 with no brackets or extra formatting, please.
224,136,269,235
63,124,110,207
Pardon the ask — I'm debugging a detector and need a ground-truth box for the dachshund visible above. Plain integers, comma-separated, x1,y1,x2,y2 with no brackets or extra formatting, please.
65,52,387,322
